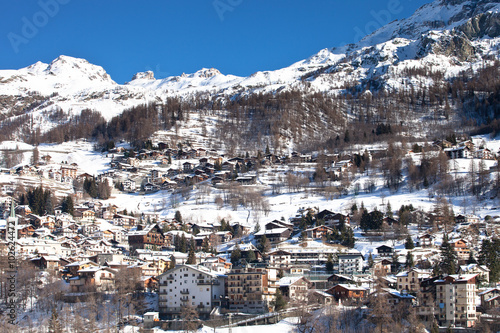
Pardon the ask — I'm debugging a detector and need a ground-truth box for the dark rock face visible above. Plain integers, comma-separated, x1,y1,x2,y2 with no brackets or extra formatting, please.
418,33,476,62
456,12,500,38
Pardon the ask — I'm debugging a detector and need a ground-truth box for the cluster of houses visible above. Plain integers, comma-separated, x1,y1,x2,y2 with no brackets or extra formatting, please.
437,139,497,160
1,139,499,330
2,193,498,330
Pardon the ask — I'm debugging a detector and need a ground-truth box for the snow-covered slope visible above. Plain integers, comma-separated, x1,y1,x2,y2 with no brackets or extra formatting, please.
0,0,499,135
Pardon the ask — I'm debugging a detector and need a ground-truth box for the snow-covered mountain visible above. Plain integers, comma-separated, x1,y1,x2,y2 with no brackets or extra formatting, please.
0,0,499,137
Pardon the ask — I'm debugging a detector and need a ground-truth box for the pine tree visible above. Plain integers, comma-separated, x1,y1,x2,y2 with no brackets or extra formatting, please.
202,237,210,253
61,195,74,216
326,254,334,273
478,238,500,282
246,249,256,263
368,252,374,268
360,209,371,231
341,227,355,248
174,210,182,223
231,244,241,264
405,235,415,249
271,289,287,311
391,251,400,273
258,235,271,254
406,252,414,269
440,234,457,275
187,246,196,264
386,201,393,218
179,234,187,253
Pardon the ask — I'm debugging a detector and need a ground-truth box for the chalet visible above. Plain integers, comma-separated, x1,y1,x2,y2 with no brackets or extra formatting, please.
326,284,367,302
30,255,61,270
254,227,291,244
199,257,232,274
451,239,470,261
309,290,334,306
396,269,431,293
458,264,489,283
479,287,500,310
127,157,140,167
376,245,394,257
264,220,294,232
417,234,434,247
231,222,251,236
182,161,193,173
380,288,416,309
316,210,350,227
69,266,117,292
144,182,160,193
77,173,93,181
455,214,480,224
225,243,263,262
128,224,165,252
372,259,392,277
18,224,36,238
327,274,356,286
305,225,335,239
382,216,398,226
278,276,311,302
235,175,257,185
65,260,99,277
475,148,494,160
164,231,194,248
15,205,32,216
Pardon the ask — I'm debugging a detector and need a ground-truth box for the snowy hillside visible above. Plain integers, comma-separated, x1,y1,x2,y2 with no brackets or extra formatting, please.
0,0,499,140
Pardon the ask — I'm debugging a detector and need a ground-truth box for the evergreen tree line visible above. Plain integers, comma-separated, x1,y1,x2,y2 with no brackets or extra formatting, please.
83,177,111,200
19,186,54,216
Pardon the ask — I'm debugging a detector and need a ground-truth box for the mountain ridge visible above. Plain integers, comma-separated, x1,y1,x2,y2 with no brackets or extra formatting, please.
0,0,499,148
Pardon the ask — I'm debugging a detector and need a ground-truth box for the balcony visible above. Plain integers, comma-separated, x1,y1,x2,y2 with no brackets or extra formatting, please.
180,289,189,294
180,296,189,302
166,275,174,280
198,279,220,285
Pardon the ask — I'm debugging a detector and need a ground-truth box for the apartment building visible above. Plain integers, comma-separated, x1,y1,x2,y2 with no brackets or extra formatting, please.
227,265,277,313
435,274,477,328
157,265,226,319
338,253,364,274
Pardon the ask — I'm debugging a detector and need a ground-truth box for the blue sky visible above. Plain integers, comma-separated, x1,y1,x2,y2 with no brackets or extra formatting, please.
0,0,430,83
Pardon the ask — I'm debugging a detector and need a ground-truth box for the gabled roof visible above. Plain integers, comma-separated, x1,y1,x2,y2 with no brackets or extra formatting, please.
277,276,308,287
329,284,367,291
